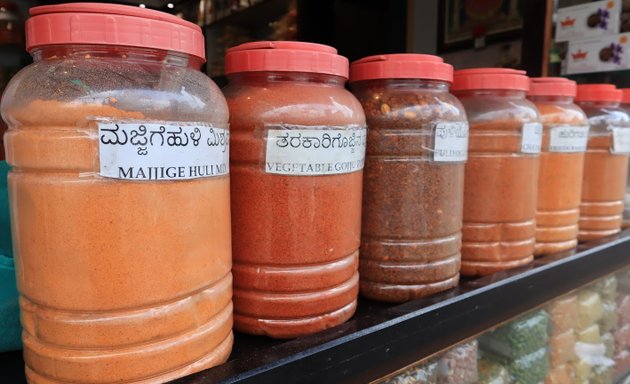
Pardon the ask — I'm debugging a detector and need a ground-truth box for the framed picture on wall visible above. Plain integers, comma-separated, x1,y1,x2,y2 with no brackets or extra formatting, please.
438,0,524,52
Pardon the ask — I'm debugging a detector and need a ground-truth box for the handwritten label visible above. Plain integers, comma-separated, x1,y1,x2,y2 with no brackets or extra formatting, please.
521,122,543,154
265,126,367,175
549,125,589,152
612,126,630,154
434,121,469,162
98,122,229,180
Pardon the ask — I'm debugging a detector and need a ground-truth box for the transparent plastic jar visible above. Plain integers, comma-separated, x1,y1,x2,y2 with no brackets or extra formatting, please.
621,88,630,229
576,84,630,241
452,69,541,276
0,4,232,383
223,42,365,338
349,54,467,302
527,78,588,255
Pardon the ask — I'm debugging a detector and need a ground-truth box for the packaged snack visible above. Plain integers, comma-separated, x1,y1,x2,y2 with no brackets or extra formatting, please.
437,340,478,384
504,347,549,384
577,290,603,329
572,358,591,383
548,295,579,335
615,323,630,351
602,332,615,358
549,329,576,366
614,349,630,380
545,364,575,384
600,299,618,333
478,358,510,384
577,323,601,343
617,294,630,325
479,310,549,358
593,275,618,301
591,364,613,384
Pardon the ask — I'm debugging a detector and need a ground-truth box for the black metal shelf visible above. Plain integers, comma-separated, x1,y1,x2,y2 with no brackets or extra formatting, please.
3,232,630,384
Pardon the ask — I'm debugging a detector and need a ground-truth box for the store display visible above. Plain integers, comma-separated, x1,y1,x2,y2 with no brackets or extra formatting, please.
223,41,365,338
452,68,541,276
437,340,478,384
576,84,630,241
349,54,466,302
1,4,233,383
555,0,622,42
528,77,588,255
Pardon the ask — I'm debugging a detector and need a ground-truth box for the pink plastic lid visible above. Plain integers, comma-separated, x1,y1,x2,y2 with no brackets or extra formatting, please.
528,77,576,97
349,54,453,83
575,84,621,103
224,41,349,78
621,88,630,104
26,3,205,61
451,68,529,91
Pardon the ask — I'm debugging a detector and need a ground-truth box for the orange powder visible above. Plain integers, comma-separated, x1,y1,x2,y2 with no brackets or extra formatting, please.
5,100,233,384
462,119,539,276
579,134,629,241
224,72,363,338
532,102,587,255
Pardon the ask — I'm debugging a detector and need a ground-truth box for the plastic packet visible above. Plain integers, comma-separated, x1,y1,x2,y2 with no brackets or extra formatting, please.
593,275,618,302
577,290,603,330
548,295,578,336
615,323,630,351
503,347,549,384
549,329,576,367
477,358,509,384
599,299,618,333
601,332,614,358
437,340,478,384
479,310,549,358
617,294,630,326
577,323,601,344
571,357,591,383
614,349,630,381
573,340,614,383
382,359,438,384
545,363,575,384
591,364,613,384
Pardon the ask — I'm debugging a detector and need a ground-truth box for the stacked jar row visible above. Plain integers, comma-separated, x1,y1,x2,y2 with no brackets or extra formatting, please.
4,4,630,383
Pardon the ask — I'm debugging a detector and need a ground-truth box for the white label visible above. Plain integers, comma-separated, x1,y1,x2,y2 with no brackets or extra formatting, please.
521,122,543,154
434,121,469,162
549,125,589,152
612,126,630,154
265,126,366,175
98,122,229,181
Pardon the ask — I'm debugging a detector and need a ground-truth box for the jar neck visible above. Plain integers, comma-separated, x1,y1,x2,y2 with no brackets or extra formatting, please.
30,45,203,69
351,78,450,91
455,89,526,98
227,71,347,87
528,95,575,104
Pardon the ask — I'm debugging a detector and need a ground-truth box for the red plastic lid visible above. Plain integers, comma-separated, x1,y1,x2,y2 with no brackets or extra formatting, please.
528,77,576,97
451,68,529,91
224,41,349,78
575,84,621,103
26,3,205,61
349,54,453,83
621,88,630,104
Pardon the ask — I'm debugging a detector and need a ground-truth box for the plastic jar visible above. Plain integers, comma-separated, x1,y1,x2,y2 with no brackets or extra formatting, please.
452,69,542,276
224,42,365,338
0,4,232,383
349,54,467,302
621,88,630,229
576,84,630,241
527,78,588,255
